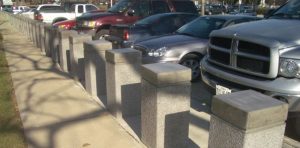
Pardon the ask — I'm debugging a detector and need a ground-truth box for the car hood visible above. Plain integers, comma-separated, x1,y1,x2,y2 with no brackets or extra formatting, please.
77,12,115,21
210,19,300,49
135,34,208,50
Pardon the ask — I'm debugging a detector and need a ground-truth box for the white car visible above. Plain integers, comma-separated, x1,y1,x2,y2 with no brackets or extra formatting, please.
20,8,36,19
12,6,30,14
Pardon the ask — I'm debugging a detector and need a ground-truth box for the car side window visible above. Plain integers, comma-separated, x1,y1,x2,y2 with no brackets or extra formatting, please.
78,5,83,13
151,15,179,34
151,1,170,14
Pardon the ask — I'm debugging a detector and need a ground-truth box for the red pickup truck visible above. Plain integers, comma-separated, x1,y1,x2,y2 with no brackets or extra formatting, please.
75,0,198,39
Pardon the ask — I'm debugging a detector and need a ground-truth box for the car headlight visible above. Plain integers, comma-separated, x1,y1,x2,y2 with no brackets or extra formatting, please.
148,47,167,57
279,58,300,78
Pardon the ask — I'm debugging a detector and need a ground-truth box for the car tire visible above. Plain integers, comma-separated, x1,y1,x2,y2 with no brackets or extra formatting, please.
94,29,109,40
179,54,203,82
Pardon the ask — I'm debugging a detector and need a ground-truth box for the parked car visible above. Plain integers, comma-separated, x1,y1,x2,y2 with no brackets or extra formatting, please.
12,6,30,14
20,8,36,19
1,5,13,13
229,8,256,16
205,4,225,15
75,0,198,39
52,10,105,30
133,15,260,81
106,12,198,48
34,3,98,24
53,19,76,30
200,0,300,140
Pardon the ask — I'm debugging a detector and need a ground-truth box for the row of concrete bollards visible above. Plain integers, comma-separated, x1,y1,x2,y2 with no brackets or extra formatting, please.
3,12,291,148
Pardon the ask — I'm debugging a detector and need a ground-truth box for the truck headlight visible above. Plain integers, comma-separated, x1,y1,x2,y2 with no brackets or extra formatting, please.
84,21,96,27
279,58,300,78
148,47,167,57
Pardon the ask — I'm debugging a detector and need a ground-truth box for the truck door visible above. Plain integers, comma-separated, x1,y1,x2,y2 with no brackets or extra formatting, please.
75,5,84,17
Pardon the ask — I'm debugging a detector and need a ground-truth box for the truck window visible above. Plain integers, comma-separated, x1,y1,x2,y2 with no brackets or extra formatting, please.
130,0,150,17
39,6,64,12
151,1,170,14
86,5,98,12
108,0,134,13
171,1,198,14
78,5,83,13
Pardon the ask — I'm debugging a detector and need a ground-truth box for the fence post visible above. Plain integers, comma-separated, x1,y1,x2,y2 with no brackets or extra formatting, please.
44,24,52,57
105,48,142,118
208,90,288,148
84,40,112,102
69,34,92,83
141,63,191,148
58,30,77,72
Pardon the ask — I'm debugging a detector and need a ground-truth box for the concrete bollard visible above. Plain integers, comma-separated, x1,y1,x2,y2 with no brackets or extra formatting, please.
105,48,142,119
50,28,60,63
38,23,45,51
69,34,92,83
35,22,39,47
36,22,42,48
141,63,191,148
44,25,52,57
58,30,77,72
208,90,288,148
84,40,111,102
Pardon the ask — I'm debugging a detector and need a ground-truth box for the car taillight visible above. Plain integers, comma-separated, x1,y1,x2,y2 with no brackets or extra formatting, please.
34,13,43,21
123,30,129,41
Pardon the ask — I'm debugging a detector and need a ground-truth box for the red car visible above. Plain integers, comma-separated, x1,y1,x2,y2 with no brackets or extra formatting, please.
52,10,106,30
53,19,76,30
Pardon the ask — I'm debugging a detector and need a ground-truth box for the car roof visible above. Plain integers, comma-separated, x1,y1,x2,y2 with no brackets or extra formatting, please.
205,15,259,20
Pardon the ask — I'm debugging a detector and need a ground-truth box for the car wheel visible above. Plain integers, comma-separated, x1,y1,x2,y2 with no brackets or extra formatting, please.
179,54,202,82
94,29,109,40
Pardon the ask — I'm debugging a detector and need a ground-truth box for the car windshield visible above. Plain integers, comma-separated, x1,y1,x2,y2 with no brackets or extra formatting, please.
108,0,132,13
176,17,225,39
270,0,300,19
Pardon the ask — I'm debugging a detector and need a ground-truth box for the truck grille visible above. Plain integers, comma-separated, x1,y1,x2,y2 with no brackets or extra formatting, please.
209,37,271,76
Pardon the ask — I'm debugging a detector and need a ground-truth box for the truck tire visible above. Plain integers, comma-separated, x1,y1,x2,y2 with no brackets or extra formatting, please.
94,29,109,40
179,54,203,82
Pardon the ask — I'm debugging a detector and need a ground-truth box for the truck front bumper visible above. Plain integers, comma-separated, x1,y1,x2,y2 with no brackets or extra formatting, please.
74,27,96,37
200,56,300,112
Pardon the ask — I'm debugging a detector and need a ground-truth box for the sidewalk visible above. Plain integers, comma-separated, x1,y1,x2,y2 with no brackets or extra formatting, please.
0,18,144,148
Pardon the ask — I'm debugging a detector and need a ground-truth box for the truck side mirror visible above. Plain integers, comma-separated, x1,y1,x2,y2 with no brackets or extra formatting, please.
127,9,135,16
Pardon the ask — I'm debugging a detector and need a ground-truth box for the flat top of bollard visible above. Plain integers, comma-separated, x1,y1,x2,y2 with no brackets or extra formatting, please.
84,39,112,51
141,63,191,87
105,48,141,64
212,90,288,130
59,30,77,36
69,34,92,44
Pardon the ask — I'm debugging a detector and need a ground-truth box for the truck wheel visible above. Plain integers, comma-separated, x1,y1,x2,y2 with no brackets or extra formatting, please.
179,54,203,82
94,29,109,40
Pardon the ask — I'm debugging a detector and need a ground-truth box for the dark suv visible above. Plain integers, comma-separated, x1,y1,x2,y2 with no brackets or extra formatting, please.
75,0,198,39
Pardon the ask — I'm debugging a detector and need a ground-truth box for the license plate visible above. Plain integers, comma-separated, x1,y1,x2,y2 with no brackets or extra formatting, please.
216,85,232,95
